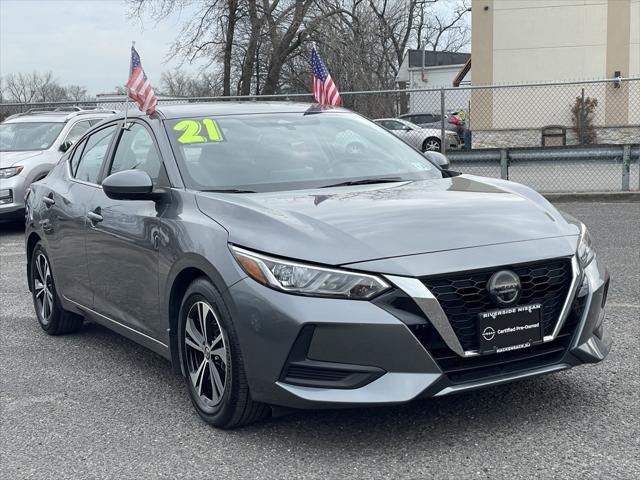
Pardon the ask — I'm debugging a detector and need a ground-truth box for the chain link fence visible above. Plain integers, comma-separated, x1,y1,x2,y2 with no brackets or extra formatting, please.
1,77,638,193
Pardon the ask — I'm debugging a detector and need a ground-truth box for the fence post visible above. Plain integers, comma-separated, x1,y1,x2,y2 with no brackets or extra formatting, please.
579,88,586,145
622,145,631,191
500,149,509,180
440,89,446,154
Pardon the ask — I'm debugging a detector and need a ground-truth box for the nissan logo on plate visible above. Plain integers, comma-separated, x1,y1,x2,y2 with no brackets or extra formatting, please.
487,270,521,306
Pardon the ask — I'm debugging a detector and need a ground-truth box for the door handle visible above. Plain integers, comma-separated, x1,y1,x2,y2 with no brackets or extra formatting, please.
86,209,103,224
42,195,55,207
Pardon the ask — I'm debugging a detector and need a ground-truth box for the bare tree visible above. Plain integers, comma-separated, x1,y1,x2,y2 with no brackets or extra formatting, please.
65,85,89,102
3,72,76,103
161,70,221,97
130,0,470,97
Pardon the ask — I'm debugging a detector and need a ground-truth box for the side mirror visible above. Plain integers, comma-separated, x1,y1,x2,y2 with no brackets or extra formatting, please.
102,169,156,201
402,126,412,131
59,140,73,153
423,151,450,170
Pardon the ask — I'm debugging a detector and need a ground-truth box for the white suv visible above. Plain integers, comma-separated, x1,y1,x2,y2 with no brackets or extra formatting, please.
0,108,116,219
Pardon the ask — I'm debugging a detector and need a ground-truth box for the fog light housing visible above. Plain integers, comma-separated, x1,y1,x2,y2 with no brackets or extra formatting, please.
0,189,13,205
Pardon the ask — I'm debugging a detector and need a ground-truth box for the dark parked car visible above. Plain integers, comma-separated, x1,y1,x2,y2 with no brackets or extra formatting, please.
25,103,610,428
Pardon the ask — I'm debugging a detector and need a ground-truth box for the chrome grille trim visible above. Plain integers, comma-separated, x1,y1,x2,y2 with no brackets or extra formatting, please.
385,255,580,358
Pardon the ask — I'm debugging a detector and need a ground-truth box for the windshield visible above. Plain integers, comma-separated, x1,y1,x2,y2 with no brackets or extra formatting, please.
0,122,65,152
166,112,442,192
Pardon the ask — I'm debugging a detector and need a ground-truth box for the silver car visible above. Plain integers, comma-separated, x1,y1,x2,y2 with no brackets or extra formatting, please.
374,118,461,152
0,108,115,219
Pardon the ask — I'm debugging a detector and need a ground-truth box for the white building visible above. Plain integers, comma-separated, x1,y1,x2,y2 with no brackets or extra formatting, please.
395,50,471,114
471,0,639,145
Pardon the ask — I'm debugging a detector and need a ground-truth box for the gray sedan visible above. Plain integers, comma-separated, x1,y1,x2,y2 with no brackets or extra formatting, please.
25,102,610,428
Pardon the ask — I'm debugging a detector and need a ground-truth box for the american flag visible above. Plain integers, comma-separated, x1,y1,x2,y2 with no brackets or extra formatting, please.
126,45,158,114
311,45,341,106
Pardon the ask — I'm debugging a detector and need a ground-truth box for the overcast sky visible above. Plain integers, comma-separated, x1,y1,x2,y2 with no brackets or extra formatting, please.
0,0,204,95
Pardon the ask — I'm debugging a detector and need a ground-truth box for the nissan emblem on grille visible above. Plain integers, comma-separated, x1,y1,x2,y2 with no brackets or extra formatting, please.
487,270,521,306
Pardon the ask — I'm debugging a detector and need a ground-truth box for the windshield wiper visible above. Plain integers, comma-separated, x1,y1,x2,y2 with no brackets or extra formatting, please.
202,188,257,193
320,177,405,188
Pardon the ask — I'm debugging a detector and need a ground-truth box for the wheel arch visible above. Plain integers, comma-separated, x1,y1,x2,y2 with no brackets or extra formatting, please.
26,231,42,292
166,254,243,376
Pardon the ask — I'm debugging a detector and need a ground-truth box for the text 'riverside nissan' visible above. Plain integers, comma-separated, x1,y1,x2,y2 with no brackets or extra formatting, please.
25,103,611,428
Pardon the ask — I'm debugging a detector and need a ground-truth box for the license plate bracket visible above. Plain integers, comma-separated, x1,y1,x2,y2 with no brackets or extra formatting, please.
477,304,543,354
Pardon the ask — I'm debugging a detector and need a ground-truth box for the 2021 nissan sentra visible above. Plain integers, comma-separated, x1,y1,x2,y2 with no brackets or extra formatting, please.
25,103,611,428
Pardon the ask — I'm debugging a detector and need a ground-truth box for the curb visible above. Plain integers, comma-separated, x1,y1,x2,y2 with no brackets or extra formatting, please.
544,192,640,202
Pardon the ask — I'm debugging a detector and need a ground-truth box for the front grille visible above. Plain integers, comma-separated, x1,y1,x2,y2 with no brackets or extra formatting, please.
410,293,584,384
421,258,573,352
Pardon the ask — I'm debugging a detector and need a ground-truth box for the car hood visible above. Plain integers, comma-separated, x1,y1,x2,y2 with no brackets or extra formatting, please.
195,175,578,266
0,150,44,168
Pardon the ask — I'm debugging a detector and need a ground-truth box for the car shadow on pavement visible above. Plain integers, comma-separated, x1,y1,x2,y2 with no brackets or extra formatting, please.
243,374,593,443
0,220,25,234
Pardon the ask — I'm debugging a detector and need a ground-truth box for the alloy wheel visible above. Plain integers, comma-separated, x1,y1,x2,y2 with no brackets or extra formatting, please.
33,253,54,325
424,139,441,151
184,300,228,407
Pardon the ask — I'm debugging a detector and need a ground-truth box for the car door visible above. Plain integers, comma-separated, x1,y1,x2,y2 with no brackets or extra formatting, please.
84,120,166,338
40,123,120,307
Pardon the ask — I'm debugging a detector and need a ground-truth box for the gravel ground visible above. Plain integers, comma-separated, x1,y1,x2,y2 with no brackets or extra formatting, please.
1,202,638,480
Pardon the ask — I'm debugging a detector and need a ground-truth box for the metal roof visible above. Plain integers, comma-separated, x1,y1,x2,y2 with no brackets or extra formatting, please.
4,107,117,123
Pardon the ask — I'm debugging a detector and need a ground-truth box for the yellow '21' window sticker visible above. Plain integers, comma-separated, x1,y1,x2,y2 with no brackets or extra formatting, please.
173,119,224,144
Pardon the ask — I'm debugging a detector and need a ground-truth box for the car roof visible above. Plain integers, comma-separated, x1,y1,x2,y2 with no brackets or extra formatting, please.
398,112,439,117
112,102,349,120
3,108,117,123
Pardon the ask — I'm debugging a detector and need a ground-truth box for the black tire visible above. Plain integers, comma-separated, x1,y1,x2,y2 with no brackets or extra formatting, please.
422,137,441,152
30,242,83,335
178,278,270,428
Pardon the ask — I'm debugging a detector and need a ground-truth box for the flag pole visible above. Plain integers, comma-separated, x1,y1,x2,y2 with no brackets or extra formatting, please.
123,41,134,128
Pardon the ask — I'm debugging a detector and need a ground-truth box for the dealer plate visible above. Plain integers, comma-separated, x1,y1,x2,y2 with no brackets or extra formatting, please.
477,304,543,354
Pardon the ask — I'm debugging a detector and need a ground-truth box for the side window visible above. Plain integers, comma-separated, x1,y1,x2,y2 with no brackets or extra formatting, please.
109,122,164,183
387,121,406,131
69,138,87,176
74,125,118,184
64,120,92,146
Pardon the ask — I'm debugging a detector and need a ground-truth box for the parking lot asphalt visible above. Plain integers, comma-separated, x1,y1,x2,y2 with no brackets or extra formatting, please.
1,202,638,480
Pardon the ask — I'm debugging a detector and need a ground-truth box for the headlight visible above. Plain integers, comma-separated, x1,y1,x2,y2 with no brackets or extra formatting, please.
0,166,24,179
577,223,595,268
230,246,390,299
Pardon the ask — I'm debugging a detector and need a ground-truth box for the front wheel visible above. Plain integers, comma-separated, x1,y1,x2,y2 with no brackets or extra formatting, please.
178,278,270,428
30,242,83,335
422,137,441,152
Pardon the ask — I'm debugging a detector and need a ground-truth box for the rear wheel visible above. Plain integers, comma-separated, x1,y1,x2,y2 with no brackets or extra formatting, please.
422,137,441,152
178,278,270,428
30,242,83,335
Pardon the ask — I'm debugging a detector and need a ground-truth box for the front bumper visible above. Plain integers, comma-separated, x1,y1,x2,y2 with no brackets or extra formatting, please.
445,133,462,150
0,174,27,218
227,253,610,409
